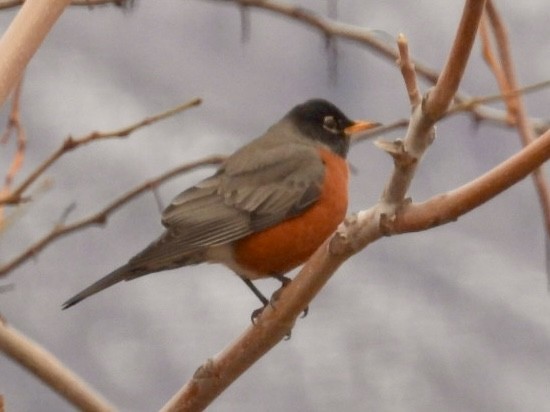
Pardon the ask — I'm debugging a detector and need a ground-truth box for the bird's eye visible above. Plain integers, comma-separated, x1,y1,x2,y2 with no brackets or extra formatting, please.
322,116,339,133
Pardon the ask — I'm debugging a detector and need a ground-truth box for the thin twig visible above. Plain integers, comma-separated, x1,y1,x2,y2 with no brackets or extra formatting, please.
448,79,550,114
479,12,514,124
209,0,550,132
0,0,129,9
0,318,115,411
0,76,26,227
351,118,409,144
484,0,550,236
396,33,421,107
353,79,550,146
0,154,225,277
0,98,202,206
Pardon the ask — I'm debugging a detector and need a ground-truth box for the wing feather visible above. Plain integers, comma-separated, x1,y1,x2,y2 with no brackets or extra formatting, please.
137,139,325,266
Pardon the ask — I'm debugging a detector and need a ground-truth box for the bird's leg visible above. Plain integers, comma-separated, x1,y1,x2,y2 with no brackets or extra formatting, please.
241,277,269,323
271,274,308,318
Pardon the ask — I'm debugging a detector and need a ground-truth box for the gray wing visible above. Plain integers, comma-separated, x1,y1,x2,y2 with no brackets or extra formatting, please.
127,142,324,269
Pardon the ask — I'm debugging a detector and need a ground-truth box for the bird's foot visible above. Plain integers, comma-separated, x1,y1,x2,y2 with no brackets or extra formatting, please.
270,275,309,318
250,306,266,324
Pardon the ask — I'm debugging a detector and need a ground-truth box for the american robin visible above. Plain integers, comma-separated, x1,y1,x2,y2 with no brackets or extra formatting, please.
62,99,379,310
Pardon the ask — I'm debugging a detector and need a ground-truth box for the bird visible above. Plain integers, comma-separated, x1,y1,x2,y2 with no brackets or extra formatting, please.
62,99,379,310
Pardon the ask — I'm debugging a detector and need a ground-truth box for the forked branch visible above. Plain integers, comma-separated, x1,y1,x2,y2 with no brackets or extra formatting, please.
161,1,489,410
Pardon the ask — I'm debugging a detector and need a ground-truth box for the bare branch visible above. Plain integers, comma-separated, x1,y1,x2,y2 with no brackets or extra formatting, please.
479,12,514,124
0,0,130,10
0,76,26,227
0,154,225,277
483,0,550,235
0,98,202,206
424,0,486,118
0,318,115,411
376,0,492,209
162,126,550,411
396,33,421,108
161,4,493,407
0,0,72,107
353,79,550,147
351,118,410,144
448,79,550,115
394,129,550,232
212,0,550,133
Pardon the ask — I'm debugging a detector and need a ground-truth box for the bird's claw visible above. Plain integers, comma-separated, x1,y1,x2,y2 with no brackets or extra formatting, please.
250,306,265,324
269,277,309,318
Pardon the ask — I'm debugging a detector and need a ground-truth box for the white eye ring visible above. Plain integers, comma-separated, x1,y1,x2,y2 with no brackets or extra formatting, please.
323,116,339,133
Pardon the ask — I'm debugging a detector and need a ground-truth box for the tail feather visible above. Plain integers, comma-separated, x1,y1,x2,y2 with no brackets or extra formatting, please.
62,234,206,309
62,264,143,310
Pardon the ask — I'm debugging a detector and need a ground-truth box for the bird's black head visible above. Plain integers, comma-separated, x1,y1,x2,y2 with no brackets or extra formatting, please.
286,99,364,158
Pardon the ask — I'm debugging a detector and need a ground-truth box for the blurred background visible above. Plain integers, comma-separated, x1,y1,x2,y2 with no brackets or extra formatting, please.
1,1,550,411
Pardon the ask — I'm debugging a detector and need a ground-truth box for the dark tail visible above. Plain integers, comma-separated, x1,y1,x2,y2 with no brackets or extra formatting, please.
62,264,144,310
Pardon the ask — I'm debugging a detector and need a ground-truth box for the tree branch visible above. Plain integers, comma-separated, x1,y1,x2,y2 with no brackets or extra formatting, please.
0,98,202,206
482,0,550,236
210,0,549,133
0,318,114,411
0,0,72,108
396,33,421,107
0,76,26,228
424,0,486,118
0,154,225,277
0,0,130,10
161,2,492,409
162,125,550,411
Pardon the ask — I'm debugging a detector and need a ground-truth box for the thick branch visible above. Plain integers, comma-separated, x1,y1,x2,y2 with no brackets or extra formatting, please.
424,0,486,118
0,0,72,108
393,128,550,232
161,3,494,409
161,126,550,411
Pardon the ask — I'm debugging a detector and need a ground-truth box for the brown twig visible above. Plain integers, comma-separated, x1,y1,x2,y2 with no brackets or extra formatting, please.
448,79,550,115
396,33,421,108
212,0,435,79
0,318,115,411
353,79,550,147
0,154,225,277
0,0,129,9
0,98,202,206
479,12,514,124
0,76,26,228
209,0,550,132
351,118,409,144
0,178,53,237
483,0,550,236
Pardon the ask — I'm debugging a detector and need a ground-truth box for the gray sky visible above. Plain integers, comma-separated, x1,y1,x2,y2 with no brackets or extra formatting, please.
1,1,550,411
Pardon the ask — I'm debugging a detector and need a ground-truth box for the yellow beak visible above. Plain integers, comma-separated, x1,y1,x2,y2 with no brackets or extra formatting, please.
344,120,381,135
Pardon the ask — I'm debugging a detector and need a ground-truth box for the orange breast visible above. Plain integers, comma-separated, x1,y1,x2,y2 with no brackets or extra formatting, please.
233,148,349,278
